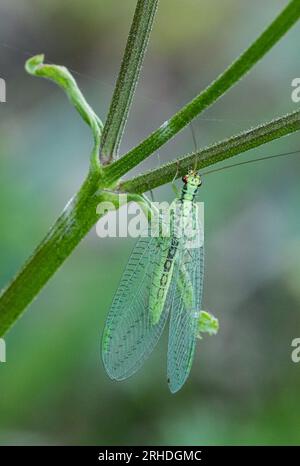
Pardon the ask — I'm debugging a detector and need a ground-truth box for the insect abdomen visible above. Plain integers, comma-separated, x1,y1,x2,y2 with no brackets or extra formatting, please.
149,238,179,324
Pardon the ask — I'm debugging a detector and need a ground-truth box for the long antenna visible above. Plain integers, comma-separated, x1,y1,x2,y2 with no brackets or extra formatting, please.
201,149,300,176
189,122,199,171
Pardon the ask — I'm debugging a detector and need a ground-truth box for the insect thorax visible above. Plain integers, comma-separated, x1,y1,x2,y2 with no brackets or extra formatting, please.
180,184,198,202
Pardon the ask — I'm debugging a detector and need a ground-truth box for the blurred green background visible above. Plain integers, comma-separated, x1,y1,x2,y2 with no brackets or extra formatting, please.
0,0,300,445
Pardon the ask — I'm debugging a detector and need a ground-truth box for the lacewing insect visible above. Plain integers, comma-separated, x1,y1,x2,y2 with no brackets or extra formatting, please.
102,148,300,393
102,170,218,393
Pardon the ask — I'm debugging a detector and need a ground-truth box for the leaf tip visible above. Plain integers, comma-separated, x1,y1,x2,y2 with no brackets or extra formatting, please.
25,54,45,75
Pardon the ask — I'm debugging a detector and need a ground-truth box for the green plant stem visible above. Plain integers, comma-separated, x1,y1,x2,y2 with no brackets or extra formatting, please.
119,109,300,193
1,1,300,337
1,108,299,336
104,0,300,182
100,0,159,163
0,180,149,337
0,173,102,336
26,55,103,171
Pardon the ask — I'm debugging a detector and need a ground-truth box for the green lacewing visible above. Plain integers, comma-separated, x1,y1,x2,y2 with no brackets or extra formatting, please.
102,147,300,393
102,170,218,393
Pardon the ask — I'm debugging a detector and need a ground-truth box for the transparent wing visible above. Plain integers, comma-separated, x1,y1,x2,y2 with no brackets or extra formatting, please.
167,216,204,394
102,226,174,381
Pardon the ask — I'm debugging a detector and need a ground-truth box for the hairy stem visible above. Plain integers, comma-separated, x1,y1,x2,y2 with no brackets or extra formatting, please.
119,109,300,193
1,108,299,336
26,54,103,171
105,0,300,182
1,0,300,336
0,173,100,336
100,0,159,163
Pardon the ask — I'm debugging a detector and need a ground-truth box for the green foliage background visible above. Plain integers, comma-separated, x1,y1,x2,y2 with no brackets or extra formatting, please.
0,0,300,445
